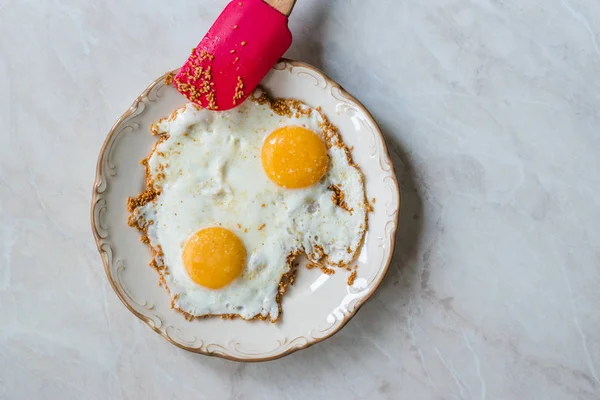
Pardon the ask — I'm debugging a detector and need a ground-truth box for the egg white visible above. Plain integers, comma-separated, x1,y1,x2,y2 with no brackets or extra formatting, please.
131,94,367,321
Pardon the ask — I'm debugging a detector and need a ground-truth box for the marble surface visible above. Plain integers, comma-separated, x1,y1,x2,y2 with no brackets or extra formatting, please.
1,0,599,398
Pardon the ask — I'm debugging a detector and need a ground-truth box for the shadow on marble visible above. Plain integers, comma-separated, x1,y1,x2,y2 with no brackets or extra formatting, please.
372,126,424,299
286,1,329,71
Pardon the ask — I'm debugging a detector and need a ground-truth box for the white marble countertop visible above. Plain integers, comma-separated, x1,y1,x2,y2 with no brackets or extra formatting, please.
1,0,600,398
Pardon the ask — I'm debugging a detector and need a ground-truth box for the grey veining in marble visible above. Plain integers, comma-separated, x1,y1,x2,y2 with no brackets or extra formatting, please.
1,0,599,399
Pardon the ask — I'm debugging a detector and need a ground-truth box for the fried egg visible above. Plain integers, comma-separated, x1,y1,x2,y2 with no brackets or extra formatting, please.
129,93,367,321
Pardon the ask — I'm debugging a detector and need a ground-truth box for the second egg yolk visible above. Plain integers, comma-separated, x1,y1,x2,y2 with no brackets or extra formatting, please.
262,126,329,189
182,227,246,289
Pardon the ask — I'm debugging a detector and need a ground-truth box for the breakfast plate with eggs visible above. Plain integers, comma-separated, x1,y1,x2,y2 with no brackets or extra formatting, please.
92,59,400,361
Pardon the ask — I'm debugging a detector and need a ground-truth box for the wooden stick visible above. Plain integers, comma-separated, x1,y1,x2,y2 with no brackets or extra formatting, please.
264,0,297,16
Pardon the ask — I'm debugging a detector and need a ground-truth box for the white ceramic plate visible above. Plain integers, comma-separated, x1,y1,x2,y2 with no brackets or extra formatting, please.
91,60,400,362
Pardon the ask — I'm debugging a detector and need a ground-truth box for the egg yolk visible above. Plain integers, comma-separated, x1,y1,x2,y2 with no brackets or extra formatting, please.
262,126,329,189
182,227,246,289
